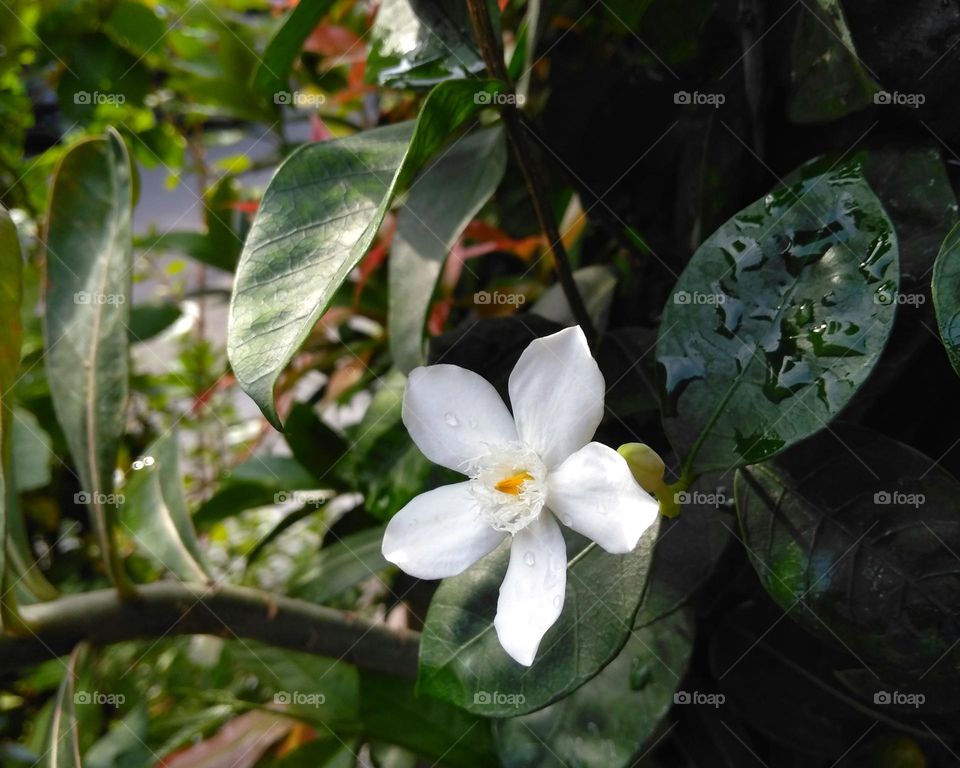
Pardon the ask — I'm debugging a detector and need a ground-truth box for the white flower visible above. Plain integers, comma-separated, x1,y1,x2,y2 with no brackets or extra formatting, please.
381,326,660,666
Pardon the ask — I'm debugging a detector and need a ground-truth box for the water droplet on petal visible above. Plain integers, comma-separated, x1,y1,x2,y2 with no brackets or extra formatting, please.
444,412,459,427
523,551,536,567
553,594,563,608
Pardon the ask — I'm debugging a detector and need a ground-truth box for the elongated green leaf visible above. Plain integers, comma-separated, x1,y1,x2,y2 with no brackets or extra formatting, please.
121,431,209,582
494,610,694,768
418,523,659,716
366,0,484,89
289,526,389,604
43,129,133,593
736,426,960,677
933,221,960,376
0,206,23,624
228,79,502,428
252,0,337,98
657,157,898,475
42,644,89,768
389,126,506,373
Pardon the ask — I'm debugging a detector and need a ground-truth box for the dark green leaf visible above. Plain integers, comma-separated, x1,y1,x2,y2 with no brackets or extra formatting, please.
252,0,338,98
736,426,960,677
494,610,695,768
366,0,484,89
128,302,182,343
933,221,960,376
120,431,210,582
788,0,879,124
228,79,503,427
418,523,660,716
44,129,134,592
11,408,52,492
657,157,898,475
389,126,507,373
283,402,348,481
359,671,499,768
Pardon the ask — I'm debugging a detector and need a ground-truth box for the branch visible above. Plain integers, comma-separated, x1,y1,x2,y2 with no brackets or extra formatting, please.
0,582,420,677
465,0,598,342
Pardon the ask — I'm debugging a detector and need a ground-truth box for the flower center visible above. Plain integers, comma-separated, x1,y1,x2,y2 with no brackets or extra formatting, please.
467,443,546,534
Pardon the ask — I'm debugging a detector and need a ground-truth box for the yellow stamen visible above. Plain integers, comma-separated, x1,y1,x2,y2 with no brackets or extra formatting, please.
495,471,533,496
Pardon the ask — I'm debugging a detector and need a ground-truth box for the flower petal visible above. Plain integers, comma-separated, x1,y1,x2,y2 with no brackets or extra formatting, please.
494,512,567,666
402,364,518,472
382,482,506,579
547,442,660,554
508,326,604,468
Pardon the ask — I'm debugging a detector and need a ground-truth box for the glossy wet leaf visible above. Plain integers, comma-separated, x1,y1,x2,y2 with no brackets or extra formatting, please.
657,157,898,475
736,426,960,676
418,522,659,716
228,79,502,428
494,609,694,768
44,129,133,592
789,0,879,124
121,431,210,582
389,126,506,373
366,0,484,89
933,221,960,376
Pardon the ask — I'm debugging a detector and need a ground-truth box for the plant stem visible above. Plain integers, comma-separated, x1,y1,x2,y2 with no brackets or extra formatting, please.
1,582,420,677
465,0,598,342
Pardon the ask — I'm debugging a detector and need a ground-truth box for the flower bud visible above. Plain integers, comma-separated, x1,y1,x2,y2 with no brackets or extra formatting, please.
617,443,666,495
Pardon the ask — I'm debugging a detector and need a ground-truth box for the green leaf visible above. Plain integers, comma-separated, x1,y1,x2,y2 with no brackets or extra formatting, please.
41,644,90,768
283,402,348,481
366,0,484,89
44,129,134,593
418,522,660,716
252,0,338,98
788,0,879,124
120,430,210,582
657,156,898,475
494,609,694,768
11,408,52,492
736,426,960,677
228,79,503,428
288,526,389,604
389,125,506,373
0,206,23,622
359,671,499,768
128,302,182,343
933,221,960,376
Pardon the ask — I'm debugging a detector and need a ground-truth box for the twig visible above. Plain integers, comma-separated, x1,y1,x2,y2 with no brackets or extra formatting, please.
465,0,598,341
